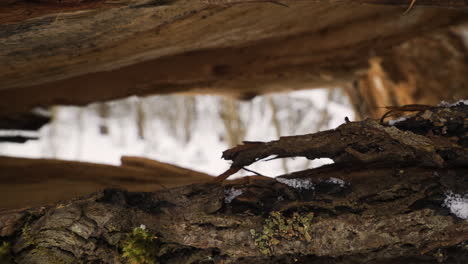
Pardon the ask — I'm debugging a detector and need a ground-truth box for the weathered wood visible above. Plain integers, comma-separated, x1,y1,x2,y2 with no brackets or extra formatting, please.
360,0,468,7
216,103,468,180
0,0,113,25
1,0,468,116
347,27,468,119
0,156,212,209
0,104,467,263
121,155,212,181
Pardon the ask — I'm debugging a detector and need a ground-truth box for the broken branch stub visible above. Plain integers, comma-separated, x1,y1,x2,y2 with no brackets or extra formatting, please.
217,103,468,180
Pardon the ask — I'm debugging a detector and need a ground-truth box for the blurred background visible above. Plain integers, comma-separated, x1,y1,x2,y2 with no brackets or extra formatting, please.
0,88,352,177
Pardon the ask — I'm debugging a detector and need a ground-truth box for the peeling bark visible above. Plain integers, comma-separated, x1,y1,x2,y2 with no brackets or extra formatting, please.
1,104,467,263
347,25,468,119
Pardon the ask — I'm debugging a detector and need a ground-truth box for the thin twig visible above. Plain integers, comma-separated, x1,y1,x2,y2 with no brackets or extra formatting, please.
404,0,417,14
242,167,267,176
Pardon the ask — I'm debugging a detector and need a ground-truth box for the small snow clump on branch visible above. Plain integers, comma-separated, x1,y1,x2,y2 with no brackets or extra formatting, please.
224,188,244,203
444,191,468,220
276,178,315,190
388,116,408,126
326,177,346,187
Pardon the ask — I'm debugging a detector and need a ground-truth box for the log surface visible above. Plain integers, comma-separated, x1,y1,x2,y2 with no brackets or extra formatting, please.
0,104,467,263
1,0,468,115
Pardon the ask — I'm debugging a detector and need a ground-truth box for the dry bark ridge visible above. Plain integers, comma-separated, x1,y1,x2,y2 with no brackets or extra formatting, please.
1,104,467,263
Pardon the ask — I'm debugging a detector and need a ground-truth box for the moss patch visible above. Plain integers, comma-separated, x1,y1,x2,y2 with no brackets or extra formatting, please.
121,226,160,264
21,214,36,246
0,241,13,264
250,211,314,255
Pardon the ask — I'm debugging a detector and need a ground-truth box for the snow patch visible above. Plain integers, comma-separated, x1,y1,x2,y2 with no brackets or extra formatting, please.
325,177,346,187
261,154,279,161
0,130,38,137
438,99,468,107
224,188,244,203
444,191,468,220
313,158,334,167
388,116,407,126
0,89,354,176
276,177,315,190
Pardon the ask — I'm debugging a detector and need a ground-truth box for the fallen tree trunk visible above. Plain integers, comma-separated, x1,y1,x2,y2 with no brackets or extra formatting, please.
2,0,468,117
1,103,467,263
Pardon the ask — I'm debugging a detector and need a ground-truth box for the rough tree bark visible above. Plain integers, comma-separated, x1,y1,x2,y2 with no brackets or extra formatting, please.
1,103,467,264
1,0,468,117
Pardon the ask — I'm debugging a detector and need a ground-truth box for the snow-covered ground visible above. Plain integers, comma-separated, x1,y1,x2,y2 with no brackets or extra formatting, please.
0,88,353,177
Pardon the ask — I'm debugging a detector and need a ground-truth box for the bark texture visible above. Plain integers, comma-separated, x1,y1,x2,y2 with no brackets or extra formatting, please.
1,0,468,117
347,27,468,119
1,104,467,264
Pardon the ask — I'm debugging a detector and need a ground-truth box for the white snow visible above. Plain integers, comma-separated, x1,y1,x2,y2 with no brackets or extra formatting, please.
325,177,346,187
0,130,38,137
444,191,468,220
224,188,244,203
311,158,334,167
388,116,407,126
0,88,354,177
260,155,279,161
276,177,315,190
31,107,51,117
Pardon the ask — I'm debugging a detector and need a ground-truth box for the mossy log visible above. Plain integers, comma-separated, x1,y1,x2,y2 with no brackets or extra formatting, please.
1,104,467,263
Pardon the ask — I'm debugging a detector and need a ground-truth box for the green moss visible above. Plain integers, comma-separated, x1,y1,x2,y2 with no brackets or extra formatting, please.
0,241,13,263
250,211,314,255
121,226,160,264
21,214,36,246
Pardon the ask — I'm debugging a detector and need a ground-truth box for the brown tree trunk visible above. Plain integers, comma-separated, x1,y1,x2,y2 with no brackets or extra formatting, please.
1,104,467,264
2,0,468,117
